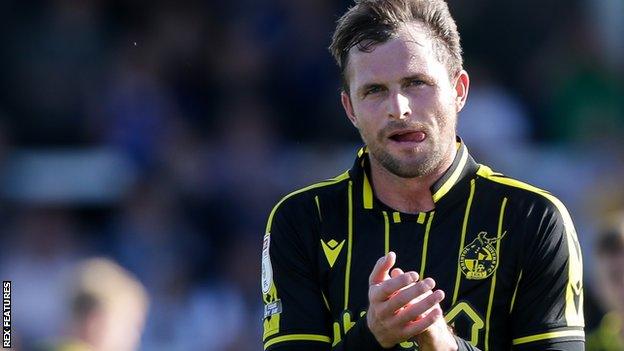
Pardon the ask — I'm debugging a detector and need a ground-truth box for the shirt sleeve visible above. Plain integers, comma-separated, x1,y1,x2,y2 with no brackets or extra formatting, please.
262,194,393,351
261,196,333,350
510,196,585,350
455,335,483,351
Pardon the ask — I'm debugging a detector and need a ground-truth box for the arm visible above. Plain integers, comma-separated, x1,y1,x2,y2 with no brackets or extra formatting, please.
261,197,333,351
510,197,585,350
262,195,476,351
263,193,399,351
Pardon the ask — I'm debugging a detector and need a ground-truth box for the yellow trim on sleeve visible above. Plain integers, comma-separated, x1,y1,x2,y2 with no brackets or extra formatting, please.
265,171,350,233
262,171,349,341
512,330,585,345
477,165,584,327
264,334,332,349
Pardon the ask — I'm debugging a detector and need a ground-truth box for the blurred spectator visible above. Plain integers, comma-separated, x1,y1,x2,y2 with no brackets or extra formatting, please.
457,63,531,172
209,94,284,236
3,0,108,145
39,257,149,351
0,1,621,349
525,9,624,144
89,38,180,172
586,215,624,350
109,178,206,350
0,207,85,346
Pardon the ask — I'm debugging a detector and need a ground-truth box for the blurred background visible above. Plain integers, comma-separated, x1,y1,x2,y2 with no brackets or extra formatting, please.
0,0,622,350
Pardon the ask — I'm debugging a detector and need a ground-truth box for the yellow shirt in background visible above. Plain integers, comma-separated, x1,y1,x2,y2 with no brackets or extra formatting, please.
587,312,624,351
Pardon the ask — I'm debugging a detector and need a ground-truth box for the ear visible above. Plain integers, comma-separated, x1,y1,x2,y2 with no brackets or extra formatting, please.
341,91,358,127
453,70,470,113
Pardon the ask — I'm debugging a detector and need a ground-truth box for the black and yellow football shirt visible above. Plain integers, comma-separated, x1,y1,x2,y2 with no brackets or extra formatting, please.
261,140,585,350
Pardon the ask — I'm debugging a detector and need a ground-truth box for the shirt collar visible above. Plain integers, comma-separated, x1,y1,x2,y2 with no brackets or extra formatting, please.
350,136,478,211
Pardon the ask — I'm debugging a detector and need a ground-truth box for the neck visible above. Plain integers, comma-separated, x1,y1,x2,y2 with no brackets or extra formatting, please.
369,145,456,214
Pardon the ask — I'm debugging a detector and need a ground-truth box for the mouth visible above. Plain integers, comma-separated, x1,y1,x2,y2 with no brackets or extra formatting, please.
388,130,427,143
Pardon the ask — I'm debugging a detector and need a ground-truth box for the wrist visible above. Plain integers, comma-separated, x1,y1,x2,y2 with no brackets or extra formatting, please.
359,313,391,350
413,322,458,351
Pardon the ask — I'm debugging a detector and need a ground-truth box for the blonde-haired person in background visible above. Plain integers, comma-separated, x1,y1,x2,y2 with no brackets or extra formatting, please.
40,257,149,351
587,216,624,351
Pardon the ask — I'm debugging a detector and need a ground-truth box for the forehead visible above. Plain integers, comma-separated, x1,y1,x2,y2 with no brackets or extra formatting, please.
346,22,449,88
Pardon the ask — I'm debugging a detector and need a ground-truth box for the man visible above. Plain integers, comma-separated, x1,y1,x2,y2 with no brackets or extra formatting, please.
40,258,149,351
587,217,624,351
261,0,585,350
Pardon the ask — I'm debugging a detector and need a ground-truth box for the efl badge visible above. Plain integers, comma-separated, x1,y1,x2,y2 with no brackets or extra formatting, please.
459,231,506,280
261,233,273,294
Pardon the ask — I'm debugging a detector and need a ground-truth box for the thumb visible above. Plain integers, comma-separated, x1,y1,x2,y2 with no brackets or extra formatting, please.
368,251,396,285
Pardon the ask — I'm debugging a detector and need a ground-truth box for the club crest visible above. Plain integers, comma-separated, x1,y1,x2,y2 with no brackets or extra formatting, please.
459,231,506,280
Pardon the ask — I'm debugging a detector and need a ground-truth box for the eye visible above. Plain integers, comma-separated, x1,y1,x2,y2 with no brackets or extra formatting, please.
364,85,384,96
406,79,426,87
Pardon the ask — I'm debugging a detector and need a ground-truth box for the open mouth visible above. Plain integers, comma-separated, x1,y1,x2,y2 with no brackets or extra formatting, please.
388,130,427,143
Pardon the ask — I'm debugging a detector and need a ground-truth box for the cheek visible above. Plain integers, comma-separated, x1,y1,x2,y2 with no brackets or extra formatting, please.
410,89,450,116
353,102,382,129
353,98,382,117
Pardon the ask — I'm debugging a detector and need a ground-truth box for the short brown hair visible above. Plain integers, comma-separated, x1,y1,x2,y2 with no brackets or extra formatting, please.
329,0,463,92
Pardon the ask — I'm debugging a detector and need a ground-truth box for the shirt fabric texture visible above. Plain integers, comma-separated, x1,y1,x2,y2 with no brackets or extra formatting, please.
261,139,585,351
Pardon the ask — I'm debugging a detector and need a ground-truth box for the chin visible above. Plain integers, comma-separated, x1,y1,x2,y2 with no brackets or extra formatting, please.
382,155,438,178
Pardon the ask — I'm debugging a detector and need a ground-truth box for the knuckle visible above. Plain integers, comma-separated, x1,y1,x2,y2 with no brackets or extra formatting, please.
369,285,384,301
415,280,433,295
380,282,396,296
377,302,392,319
403,306,422,322
398,286,424,305
390,292,412,311
397,273,411,285
400,272,417,286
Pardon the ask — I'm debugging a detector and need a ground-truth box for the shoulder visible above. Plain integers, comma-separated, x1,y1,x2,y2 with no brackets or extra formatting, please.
475,164,581,274
475,164,572,225
265,170,351,233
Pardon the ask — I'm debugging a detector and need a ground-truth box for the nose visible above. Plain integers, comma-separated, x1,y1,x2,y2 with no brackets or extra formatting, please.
386,92,411,119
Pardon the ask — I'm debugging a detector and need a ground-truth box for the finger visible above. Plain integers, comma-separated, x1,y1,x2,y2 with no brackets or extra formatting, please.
390,267,404,278
370,271,418,303
384,278,436,314
395,289,445,324
402,306,443,338
368,251,396,285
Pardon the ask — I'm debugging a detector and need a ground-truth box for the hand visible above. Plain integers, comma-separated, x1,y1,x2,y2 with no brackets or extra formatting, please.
366,252,447,349
412,307,458,351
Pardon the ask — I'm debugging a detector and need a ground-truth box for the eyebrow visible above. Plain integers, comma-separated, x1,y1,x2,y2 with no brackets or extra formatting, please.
357,82,384,97
357,73,434,96
400,73,434,84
